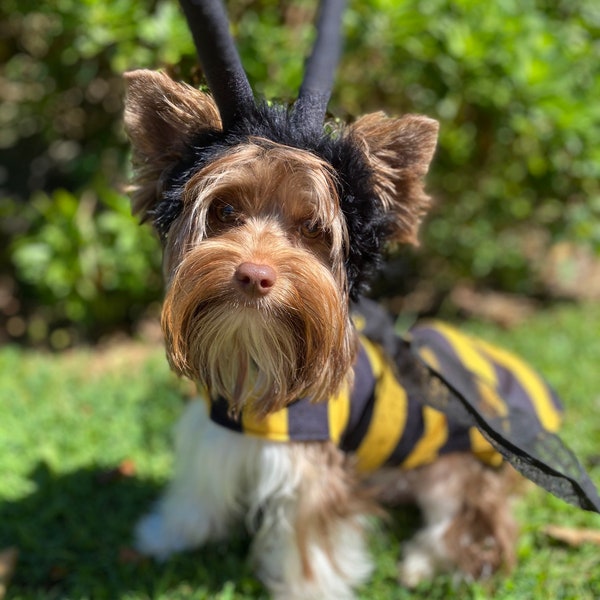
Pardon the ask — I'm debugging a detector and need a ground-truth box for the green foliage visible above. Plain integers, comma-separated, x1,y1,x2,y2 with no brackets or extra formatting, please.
8,187,161,346
337,0,600,291
0,0,178,345
1,0,600,342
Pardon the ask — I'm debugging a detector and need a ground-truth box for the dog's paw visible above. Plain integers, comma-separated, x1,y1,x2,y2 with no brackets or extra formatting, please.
135,497,219,559
398,523,450,588
134,511,194,559
135,512,176,559
398,546,435,588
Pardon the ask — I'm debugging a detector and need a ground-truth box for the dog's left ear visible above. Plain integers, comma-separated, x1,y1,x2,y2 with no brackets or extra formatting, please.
123,69,222,221
348,112,439,245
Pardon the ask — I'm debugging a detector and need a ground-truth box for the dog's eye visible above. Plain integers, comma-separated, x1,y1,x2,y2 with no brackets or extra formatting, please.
299,220,322,239
214,202,239,224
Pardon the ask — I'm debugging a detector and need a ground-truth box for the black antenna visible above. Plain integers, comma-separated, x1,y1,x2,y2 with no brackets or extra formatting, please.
178,0,256,130
292,0,347,133
178,0,346,135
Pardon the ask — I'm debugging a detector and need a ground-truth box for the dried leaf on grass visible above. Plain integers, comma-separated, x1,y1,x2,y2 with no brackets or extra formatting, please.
0,547,19,600
96,458,137,484
118,546,147,565
543,525,600,547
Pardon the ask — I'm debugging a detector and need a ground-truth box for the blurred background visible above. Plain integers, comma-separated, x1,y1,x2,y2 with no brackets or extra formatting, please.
1,0,599,349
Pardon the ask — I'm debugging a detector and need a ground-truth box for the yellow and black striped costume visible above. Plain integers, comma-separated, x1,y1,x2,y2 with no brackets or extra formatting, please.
208,321,562,473
207,302,600,513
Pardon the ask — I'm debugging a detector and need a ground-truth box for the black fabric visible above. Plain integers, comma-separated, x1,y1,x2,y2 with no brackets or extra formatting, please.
210,395,243,433
287,397,330,441
352,298,600,513
339,344,377,452
178,0,255,130
408,321,600,513
293,0,347,134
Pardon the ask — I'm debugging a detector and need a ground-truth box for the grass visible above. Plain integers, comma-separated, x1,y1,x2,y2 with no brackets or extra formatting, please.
1,303,599,599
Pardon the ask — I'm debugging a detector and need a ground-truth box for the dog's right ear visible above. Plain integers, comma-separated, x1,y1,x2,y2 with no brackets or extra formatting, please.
123,69,222,220
347,112,438,246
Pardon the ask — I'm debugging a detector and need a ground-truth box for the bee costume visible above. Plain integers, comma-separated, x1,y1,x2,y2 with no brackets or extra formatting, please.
210,299,600,513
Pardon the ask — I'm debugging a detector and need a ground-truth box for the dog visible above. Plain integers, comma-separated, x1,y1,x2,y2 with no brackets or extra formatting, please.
122,1,599,598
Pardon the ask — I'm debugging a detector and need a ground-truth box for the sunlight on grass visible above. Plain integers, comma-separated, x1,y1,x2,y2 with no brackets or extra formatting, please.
1,304,599,599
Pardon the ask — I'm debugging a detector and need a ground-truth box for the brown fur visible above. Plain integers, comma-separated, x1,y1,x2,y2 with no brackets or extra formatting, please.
348,112,438,245
124,70,221,219
160,143,356,416
293,443,381,580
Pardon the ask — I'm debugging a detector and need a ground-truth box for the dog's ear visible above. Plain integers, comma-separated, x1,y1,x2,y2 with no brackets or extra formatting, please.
348,112,438,245
123,69,222,220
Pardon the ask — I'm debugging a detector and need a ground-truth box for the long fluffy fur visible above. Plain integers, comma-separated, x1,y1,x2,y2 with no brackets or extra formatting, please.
162,232,354,415
137,401,375,599
160,143,357,414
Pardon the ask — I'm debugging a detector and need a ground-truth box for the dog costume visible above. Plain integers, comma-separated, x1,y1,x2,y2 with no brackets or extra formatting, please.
207,299,599,512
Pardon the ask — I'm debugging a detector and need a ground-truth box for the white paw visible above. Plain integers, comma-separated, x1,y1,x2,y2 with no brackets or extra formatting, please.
135,511,176,559
398,547,435,588
135,510,201,559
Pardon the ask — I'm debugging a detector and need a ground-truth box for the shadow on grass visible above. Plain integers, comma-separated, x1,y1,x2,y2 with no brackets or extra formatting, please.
0,462,260,599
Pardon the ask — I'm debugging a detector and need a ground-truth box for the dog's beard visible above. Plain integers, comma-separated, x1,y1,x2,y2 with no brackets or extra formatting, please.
162,238,355,417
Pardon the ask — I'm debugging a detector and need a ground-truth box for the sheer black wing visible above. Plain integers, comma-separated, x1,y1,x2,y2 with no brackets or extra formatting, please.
406,320,600,513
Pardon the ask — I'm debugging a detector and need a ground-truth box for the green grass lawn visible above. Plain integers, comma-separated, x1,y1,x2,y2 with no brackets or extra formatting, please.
1,303,599,599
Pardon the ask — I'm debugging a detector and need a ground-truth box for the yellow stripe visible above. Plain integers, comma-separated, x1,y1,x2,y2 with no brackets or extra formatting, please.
401,407,448,469
242,405,290,442
354,338,408,472
428,322,508,418
475,339,562,432
469,428,503,467
419,346,440,371
352,314,367,333
411,338,503,467
328,383,351,445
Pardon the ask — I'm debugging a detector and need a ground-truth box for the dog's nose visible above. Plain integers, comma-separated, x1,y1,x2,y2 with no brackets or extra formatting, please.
234,262,277,296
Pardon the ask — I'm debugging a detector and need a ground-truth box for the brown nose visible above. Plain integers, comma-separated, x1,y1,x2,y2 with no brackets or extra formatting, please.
234,262,277,296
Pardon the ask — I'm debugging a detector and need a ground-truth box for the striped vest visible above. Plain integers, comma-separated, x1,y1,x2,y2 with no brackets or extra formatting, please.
207,320,563,474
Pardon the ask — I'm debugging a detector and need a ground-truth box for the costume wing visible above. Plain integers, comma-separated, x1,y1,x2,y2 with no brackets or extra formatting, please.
407,321,600,513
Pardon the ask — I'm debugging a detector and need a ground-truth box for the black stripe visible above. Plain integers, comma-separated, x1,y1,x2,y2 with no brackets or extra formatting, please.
340,344,376,452
287,397,330,441
439,418,472,455
488,358,554,445
210,396,243,433
412,326,493,416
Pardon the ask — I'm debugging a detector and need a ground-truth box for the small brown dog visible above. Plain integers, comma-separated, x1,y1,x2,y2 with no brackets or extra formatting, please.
124,67,520,597
122,1,599,598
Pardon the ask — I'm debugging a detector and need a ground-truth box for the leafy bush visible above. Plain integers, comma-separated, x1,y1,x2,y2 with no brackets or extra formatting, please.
8,187,161,346
1,0,599,344
0,0,178,346
339,0,600,293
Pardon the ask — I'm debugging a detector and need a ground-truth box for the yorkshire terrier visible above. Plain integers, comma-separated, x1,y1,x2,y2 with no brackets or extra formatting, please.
122,1,599,598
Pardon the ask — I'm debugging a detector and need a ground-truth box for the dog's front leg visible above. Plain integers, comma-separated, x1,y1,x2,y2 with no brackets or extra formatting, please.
135,400,252,558
248,442,374,600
